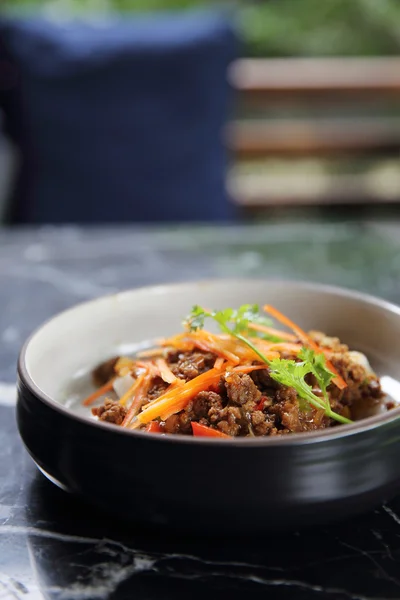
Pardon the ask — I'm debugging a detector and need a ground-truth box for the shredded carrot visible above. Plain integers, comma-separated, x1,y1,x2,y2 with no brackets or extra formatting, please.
161,331,241,364
136,347,166,358
136,367,224,425
82,378,115,406
263,343,303,354
190,331,240,364
230,364,271,374
155,358,177,384
119,371,148,407
135,360,153,370
263,305,347,390
167,378,185,390
247,322,297,342
121,373,153,427
160,333,194,351
214,357,225,369
114,357,136,376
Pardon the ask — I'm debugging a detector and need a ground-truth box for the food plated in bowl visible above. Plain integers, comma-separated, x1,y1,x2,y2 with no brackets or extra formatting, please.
16,280,400,532
86,304,389,437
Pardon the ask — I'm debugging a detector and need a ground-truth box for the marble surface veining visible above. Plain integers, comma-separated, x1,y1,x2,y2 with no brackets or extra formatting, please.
2,222,400,599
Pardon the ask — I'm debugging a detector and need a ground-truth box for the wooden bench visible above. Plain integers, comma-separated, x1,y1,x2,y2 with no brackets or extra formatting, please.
227,58,400,208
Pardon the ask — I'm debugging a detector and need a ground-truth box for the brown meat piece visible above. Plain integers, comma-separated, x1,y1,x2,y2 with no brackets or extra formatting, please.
267,386,330,433
92,399,126,425
332,354,383,400
225,373,261,407
250,365,279,392
191,391,243,436
224,373,266,435
163,392,225,435
250,410,277,436
163,390,243,437
270,387,302,432
146,377,169,401
168,351,215,381
192,391,223,419
163,412,193,435
215,408,242,436
92,357,119,387
330,352,384,420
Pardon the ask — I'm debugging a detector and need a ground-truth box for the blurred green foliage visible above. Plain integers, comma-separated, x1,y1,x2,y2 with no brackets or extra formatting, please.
242,0,400,57
5,0,400,56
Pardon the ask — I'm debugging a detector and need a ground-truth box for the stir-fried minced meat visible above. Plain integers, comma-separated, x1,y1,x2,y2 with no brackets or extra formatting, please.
146,377,169,402
330,354,383,401
92,357,119,387
163,412,193,435
168,351,216,381
201,391,243,436
270,386,328,433
250,366,279,391
163,390,245,436
163,392,225,435
329,352,384,419
92,399,126,425
225,372,262,434
225,372,261,407
89,326,388,437
160,373,329,437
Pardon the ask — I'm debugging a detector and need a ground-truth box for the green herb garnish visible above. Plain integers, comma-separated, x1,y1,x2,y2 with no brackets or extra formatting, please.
185,305,352,425
268,355,350,424
298,347,334,402
186,305,273,364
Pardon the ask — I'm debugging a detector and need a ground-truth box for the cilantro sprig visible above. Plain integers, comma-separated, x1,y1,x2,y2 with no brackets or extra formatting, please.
188,305,287,341
186,305,275,364
185,305,352,425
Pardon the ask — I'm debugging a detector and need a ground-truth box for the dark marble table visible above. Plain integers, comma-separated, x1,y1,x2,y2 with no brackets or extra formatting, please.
2,221,400,600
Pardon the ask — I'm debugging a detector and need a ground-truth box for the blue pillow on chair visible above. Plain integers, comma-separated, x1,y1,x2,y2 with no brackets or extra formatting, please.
0,11,237,223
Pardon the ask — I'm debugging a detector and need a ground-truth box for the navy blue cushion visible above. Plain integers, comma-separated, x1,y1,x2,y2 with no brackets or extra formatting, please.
0,11,237,223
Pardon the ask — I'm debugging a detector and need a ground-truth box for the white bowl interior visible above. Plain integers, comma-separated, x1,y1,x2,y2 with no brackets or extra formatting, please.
23,280,400,407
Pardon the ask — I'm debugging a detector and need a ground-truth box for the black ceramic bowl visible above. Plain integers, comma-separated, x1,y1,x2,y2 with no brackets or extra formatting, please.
17,280,400,533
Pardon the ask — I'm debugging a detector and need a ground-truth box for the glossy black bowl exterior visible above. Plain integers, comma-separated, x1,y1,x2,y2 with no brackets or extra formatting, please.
16,281,400,533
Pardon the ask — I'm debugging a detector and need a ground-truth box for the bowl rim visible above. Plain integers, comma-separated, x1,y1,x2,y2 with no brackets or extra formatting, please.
17,277,400,447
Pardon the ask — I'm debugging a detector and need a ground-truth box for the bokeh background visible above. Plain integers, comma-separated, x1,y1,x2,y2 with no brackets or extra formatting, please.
0,0,399,223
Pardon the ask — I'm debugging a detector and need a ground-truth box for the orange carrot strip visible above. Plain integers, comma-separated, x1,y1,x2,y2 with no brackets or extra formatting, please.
114,357,136,375
136,347,166,358
248,322,297,342
155,358,177,384
119,371,147,407
265,343,303,354
82,378,115,406
160,333,189,347
191,422,231,438
230,364,271,374
190,332,240,364
135,360,154,370
194,338,238,363
136,368,223,425
128,378,193,430
263,305,347,390
121,374,153,427
214,357,225,369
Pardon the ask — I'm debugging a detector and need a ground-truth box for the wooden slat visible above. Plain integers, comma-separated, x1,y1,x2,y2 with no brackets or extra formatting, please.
227,118,400,158
231,181,400,207
230,58,400,102
230,169,400,207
